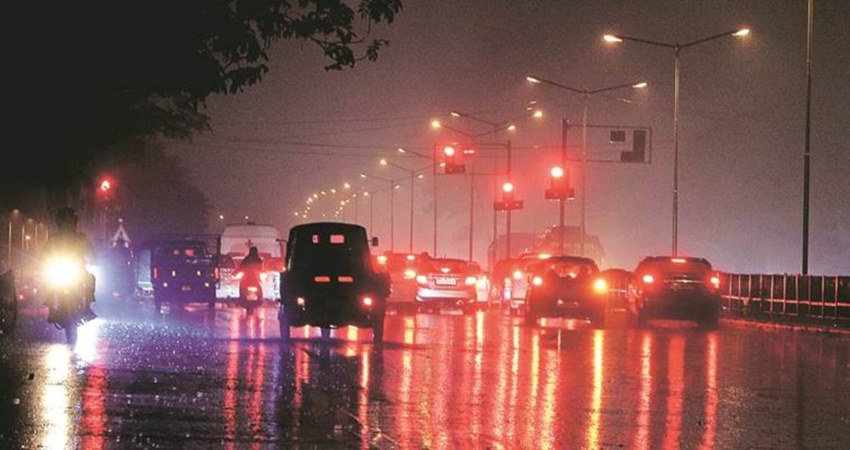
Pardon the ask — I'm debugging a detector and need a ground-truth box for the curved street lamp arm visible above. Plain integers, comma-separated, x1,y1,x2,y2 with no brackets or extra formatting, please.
588,81,646,95
613,34,675,48
681,29,743,48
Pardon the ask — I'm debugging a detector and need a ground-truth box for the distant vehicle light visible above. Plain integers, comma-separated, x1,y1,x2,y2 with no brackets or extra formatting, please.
642,274,655,284
377,255,388,265
362,296,374,307
671,258,687,263
476,278,487,289
568,272,577,279
296,297,306,306
513,270,523,280
339,276,354,283
538,253,552,260
465,276,477,286
403,269,416,280
314,276,331,283
593,278,608,294
416,275,428,285
247,286,259,293
406,254,416,261
532,276,543,286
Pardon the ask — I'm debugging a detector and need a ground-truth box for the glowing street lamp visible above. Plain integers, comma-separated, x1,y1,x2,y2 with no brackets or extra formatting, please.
603,27,750,255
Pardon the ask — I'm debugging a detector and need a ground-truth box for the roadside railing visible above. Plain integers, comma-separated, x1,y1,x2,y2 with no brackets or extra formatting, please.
721,273,850,326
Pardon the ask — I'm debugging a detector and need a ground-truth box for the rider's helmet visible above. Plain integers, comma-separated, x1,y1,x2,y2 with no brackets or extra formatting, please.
54,207,78,231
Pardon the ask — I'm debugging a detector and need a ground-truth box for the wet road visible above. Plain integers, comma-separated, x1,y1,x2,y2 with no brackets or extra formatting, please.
2,300,850,449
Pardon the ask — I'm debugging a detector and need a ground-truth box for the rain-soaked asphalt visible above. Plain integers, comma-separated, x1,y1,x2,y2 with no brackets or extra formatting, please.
2,299,850,449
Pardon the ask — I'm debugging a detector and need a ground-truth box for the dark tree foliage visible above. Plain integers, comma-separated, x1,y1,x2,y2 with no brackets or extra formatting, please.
0,0,403,205
99,143,210,246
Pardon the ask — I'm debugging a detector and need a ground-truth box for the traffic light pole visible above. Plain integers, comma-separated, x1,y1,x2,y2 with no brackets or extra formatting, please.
468,170,475,261
559,118,568,255
506,140,512,260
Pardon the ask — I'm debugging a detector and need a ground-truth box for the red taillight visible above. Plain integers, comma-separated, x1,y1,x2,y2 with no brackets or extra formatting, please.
709,275,721,289
339,276,354,283
532,276,543,286
403,269,417,280
642,274,655,284
314,276,331,283
152,267,158,279
247,286,259,293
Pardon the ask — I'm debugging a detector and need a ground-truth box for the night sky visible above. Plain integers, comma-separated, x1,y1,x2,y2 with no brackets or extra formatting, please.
167,0,850,274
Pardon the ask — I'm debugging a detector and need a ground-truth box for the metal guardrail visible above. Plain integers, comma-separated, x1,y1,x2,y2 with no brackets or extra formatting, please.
721,273,850,326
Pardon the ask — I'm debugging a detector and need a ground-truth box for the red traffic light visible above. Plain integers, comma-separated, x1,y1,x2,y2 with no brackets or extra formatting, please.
502,182,514,193
442,146,456,157
550,166,564,179
99,179,112,192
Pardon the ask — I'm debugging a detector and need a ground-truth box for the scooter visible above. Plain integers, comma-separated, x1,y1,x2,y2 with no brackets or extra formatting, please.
235,270,265,315
42,257,94,344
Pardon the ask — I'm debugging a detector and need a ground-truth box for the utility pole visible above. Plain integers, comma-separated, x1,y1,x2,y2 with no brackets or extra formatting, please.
559,118,568,254
505,140,512,260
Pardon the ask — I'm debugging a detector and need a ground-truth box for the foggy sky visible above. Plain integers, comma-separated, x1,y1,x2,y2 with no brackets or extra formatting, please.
167,0,850,274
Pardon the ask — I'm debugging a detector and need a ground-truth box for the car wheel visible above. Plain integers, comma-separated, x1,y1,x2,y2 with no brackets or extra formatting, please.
278,306,291,341
372,312,385,344
524,309,537,326
700,311,720,330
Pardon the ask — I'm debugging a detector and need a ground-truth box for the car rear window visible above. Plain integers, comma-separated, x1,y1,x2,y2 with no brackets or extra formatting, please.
641,259,712,275
420,260,468,274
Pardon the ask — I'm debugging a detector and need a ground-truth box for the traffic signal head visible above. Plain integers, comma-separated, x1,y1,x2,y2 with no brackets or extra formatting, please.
99,179,111,192
549,166,564,179
442,146,456,157
502,182,514,193
440,145,466,174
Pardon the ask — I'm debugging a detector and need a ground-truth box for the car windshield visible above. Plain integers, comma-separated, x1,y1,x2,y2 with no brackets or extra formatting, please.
535,260,598,278
420,259,468,274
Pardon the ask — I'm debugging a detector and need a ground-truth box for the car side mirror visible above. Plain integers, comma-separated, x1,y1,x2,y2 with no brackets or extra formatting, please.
371,237,379,247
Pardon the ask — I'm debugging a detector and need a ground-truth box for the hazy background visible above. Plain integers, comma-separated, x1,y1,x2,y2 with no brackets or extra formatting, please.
166,0,850,274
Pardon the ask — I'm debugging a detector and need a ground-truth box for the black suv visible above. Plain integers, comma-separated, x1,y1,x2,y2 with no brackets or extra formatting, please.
523,256,609,326
627,256,722,329
278,223,390,342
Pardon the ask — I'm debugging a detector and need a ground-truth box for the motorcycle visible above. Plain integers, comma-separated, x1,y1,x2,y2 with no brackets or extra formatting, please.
42,256,94,344
235,270,265,315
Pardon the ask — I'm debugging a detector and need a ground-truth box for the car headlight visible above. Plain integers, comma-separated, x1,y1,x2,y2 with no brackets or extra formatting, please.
45,258,81,287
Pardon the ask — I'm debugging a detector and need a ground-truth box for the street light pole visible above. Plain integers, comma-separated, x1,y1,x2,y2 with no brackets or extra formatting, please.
603,27,749,255
802,0,813,275
560,118,568,254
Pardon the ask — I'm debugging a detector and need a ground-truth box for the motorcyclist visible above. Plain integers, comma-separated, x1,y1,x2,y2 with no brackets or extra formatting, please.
238,246,264,285
42,207,97,321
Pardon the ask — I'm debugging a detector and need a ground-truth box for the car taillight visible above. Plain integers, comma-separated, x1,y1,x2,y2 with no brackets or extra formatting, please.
416,275,428,285
593,278,608,294
404,269,416,280
314,276,331,283
339,276,354,283
247,286,259,293
465,276,477,286
709,275,721,289
642,274,654,284
152,267,158,279
513,270,523,280
362,296,374,307
532,276,543,286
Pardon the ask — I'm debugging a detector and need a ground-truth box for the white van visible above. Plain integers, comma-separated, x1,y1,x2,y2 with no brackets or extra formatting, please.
217,224,282,301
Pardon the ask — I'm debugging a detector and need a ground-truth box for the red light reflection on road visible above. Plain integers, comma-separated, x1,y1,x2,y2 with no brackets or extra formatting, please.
663,335,685,448
81,341,108,450
586,330,605,449
700,333,719,449
634,332,653,449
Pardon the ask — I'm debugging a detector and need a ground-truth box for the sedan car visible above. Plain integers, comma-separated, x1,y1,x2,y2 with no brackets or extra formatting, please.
415,258,479,313
627,256,722,329
523,256,608,326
